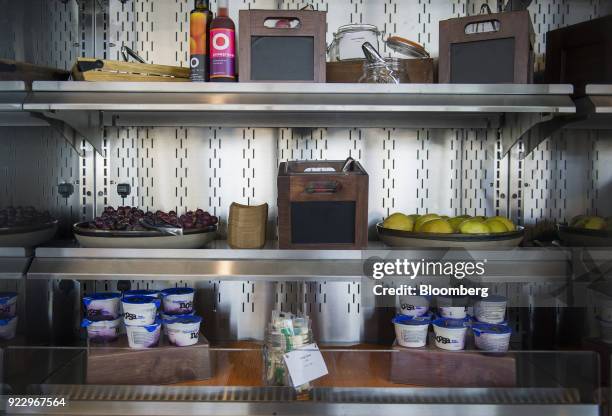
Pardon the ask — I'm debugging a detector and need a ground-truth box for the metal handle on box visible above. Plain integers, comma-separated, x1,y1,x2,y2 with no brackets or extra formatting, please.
305,181,341,194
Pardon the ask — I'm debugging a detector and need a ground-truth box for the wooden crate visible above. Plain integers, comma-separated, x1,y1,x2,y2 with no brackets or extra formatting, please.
72,58,190,82
326,58,435,83
389,340,517,387
439,10,534,84
238,10,326,82
86,335,212,385
277,160,369,249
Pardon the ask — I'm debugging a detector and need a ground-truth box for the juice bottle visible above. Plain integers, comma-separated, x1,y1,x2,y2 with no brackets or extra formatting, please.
190,0,212,82
209,0,236,82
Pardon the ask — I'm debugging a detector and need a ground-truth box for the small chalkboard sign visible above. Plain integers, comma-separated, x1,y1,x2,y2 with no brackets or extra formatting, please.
239,10,326,82
291,201,356,244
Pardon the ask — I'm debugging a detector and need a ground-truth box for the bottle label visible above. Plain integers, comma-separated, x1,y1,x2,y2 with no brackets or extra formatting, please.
190,11,209,82
210,28,235,79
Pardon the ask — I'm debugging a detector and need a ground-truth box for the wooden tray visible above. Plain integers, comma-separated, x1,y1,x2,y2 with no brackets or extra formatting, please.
377,223,524,248
73,222,216,249
390,340,516,387
86,335,211,385
326,58,435,83
558,224,612,247
72,58,190,82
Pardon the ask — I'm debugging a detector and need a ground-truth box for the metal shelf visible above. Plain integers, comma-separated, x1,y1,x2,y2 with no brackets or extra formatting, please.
29,385,596,416
24,82,576,155
27,245,570,282
0,81,47,126
567,84,612,130
0,247,31,279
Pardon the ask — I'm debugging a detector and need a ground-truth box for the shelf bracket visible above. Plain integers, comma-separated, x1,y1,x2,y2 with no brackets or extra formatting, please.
41,110,105,156
500,113,576,159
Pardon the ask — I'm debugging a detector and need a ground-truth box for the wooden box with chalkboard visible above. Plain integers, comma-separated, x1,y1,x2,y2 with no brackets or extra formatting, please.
438,10,534,84
238,10,326,82
277,160,368,249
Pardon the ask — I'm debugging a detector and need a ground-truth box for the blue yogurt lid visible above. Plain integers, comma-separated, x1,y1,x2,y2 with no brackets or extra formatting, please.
164,314,202,325
433,317,468,329
0,316,16,326
0,292,17,304
393,314,431,326
142,318,162,332
472,322,512,335
161,287,194,296
124,289,159,297
122,295,160,305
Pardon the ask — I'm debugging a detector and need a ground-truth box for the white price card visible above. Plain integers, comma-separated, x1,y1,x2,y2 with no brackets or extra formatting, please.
283,343,329,387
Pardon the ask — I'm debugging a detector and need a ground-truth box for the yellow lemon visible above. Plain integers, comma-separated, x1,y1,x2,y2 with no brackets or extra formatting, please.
448,215,471,232
582,216,606,230
419,219,454,234
484,219,509,233
489,216,515,232
382,213,414,232
414,214,441,232
459,219,491,234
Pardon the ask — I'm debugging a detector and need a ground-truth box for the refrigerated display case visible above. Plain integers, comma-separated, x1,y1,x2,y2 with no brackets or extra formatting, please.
2,0,612,414
0,347,603,416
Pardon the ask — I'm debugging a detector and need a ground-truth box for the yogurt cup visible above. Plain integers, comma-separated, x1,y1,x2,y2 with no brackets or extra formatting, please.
393,314,430,348
0,292,18,319
164,315,202,347
83,292,121,321
437,295,468,319
398,295,430,317
161,287,195,314
439,306,467,319
81,317,122,343
125,318,161,349
472,322,512,352
474,295,507,324
437,295,468,307
122,296,161,326
432,318,468,351
160,310,195,335
160,310,195,321
0,315,17,340
123,289,160,299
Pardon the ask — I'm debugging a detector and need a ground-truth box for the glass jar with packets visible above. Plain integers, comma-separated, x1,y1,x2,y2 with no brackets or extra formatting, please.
263,311,313,398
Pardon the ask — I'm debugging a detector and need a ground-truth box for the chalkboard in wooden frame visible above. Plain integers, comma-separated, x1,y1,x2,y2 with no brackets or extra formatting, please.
439,10,534,84
238,10,326,82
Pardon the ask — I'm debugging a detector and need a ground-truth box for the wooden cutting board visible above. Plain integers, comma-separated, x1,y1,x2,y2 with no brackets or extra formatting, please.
72,58,190,82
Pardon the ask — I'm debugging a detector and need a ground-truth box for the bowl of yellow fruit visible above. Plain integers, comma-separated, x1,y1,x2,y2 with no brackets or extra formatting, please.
377,213,524,248
558,216,612,247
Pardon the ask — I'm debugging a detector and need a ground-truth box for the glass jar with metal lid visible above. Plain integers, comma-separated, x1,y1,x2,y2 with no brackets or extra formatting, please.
328,24,382,62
